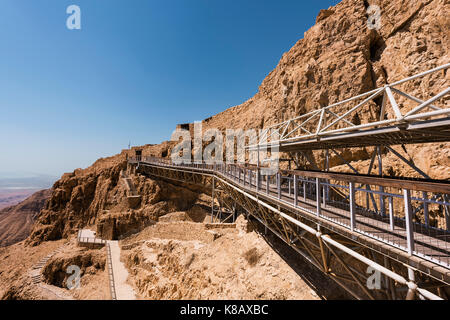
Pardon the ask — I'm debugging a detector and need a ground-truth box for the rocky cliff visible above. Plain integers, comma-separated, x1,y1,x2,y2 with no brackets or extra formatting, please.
27,145,209,245
201,0,449,178
206,0,449,128
27,0,449,245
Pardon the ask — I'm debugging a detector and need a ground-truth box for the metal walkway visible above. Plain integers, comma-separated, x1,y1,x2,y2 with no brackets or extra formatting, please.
130,157,450,300
126,63,450,300
249,63,450,152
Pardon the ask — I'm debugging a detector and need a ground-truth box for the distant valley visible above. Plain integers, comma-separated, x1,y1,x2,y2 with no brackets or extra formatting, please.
0,173,57,209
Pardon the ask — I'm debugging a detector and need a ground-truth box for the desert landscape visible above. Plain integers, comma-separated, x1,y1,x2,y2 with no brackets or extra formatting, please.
0,189,37,210
0,0,448,301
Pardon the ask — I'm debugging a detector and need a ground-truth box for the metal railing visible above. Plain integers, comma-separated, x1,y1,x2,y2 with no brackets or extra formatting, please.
106,242,117,300
76,230,107,245
134,156,450,269
249,63,450,149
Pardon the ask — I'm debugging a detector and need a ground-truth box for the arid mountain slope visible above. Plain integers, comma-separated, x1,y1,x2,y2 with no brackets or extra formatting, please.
121,215,348,299
205,0,449,129
27,0,450,245
1,0,448,301
130,0,449,178
0,189,51,247
27,144,207,246
200,0,449,178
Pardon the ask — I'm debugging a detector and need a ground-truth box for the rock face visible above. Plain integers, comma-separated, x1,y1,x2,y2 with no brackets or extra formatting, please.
27,155,127,245
200,0,449,178
121,217,348,299
27,148,209,245
26,0,449,246
204,0,449,127
123,0,449,180
0,189,51,247
1,0,448,302
41,249,105,289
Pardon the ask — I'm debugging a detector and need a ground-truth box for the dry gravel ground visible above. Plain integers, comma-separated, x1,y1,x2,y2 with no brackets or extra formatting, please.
121,214,349,300
108,240,136,300
0,239,67,299
0,212,349,300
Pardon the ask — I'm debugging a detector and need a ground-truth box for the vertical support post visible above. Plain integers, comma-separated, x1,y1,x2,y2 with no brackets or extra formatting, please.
256,169,260,192
422,192,429,227
252,171,254,187
294,175,298,207
444,196,450,231
277,172,281,199
288,178,291,196
406,268,416,300
211,177,215,223
403,189,415,255
322,184,326,207
389,196,394,231
257,144,260,168
377,146,385,216
252,170,255,187
385,257,397,300
238,168,241,184
380,91,387,121
349,182,356,231
303,181,306,202
325,149,330,201
256,143,260,189
243,169,246,186
316,178,321,217
366,186,370,212
266,175,269,195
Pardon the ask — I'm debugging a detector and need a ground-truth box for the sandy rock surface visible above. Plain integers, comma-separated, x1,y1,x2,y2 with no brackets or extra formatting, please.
121,216,348,300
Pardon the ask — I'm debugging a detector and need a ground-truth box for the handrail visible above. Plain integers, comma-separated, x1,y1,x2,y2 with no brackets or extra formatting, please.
133,157,450,267
247,63,450,149
282,169,450,194
133,156,450,194
106,242,117,300
76,230,107,245
132,157,448,300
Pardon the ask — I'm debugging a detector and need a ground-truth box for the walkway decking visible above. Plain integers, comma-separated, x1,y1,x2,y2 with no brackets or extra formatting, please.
107,240,136,300
77,229,136,300
137,160,450,279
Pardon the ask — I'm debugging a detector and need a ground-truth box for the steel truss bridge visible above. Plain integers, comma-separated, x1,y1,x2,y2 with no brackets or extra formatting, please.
249,63,450,152
129,64,450,300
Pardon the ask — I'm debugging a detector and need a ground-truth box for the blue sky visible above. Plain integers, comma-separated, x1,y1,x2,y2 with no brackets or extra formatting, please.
0,0,339,177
